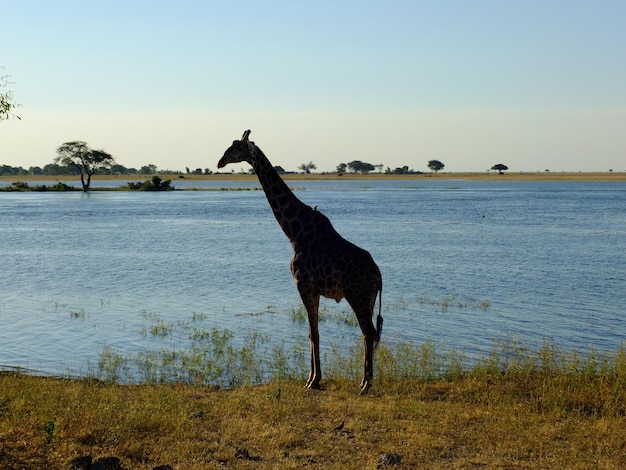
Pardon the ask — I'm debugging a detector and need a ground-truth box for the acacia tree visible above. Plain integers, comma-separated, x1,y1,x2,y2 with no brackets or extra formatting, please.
55,141,115,191
298,161,317,173
0,70,20,121
491,163,509,174
347,160,376,174
427,160,445,173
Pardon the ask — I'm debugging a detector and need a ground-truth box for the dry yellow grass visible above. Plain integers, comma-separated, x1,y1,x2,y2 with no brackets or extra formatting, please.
1,372,625,469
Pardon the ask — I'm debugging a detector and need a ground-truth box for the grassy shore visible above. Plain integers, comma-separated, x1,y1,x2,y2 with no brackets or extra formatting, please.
1,171,626,184
2,342,626,469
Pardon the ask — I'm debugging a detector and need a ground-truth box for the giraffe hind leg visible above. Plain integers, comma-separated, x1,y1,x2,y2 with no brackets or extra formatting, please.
360,328,377,393
346,295,378,393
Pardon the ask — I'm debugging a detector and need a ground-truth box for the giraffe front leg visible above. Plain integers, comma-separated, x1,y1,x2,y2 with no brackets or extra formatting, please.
298,285,322,389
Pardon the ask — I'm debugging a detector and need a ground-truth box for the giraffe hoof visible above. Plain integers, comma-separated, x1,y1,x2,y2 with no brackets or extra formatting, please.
305,378,322,390
359,380,372,395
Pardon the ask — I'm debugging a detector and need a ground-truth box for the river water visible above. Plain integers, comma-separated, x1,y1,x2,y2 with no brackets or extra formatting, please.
0,178,625,379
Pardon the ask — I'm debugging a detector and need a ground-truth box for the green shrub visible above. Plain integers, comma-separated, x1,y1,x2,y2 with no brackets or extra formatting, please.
127,176,173,191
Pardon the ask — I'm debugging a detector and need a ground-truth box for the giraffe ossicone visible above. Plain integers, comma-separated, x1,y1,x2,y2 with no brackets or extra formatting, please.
218,130,383,392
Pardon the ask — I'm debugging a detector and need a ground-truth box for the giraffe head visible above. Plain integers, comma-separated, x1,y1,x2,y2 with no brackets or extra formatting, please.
217,130,257,168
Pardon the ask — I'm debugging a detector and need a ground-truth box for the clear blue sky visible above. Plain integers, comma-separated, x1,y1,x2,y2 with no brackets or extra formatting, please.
2,0,625,172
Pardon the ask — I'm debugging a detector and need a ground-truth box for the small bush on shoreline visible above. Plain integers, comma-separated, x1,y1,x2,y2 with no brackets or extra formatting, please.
0,181,77,191
126,175,173,191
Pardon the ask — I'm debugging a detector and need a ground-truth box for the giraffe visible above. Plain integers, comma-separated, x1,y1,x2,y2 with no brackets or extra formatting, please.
218,130,383,393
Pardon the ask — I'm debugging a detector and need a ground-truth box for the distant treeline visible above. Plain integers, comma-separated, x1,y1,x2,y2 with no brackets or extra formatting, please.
0,163,181,176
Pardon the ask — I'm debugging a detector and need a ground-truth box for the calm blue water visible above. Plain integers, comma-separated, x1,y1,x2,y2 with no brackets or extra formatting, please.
1,179,625,378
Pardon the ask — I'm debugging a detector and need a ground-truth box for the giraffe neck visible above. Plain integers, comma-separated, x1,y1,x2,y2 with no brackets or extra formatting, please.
249,147,311,243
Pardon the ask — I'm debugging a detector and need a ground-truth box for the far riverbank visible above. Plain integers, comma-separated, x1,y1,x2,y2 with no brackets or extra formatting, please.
2,171,625,183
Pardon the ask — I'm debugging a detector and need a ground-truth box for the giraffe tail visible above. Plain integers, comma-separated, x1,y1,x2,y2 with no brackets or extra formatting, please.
375,284,383,348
